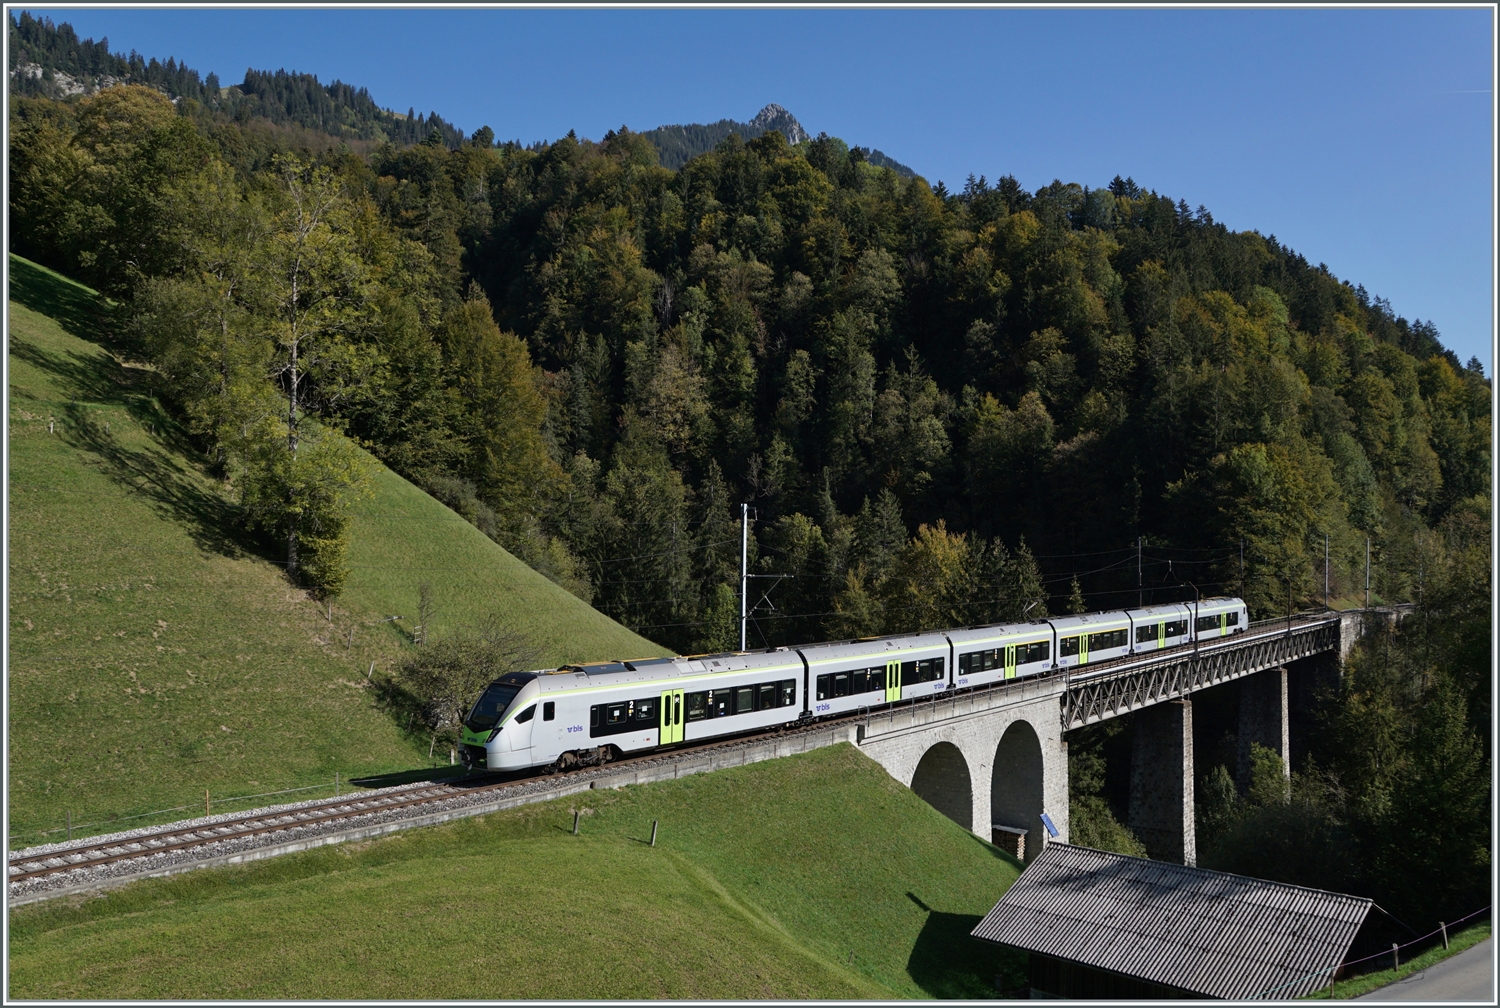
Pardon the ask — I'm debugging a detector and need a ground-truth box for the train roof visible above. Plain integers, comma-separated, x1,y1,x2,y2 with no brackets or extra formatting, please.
796,630,950,663
1046,610,1133,630
946,620,1055,646
518,648,804,691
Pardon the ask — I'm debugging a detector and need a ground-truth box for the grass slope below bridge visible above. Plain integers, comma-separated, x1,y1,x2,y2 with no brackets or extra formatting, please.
6,254,663,844
8,744,1025,999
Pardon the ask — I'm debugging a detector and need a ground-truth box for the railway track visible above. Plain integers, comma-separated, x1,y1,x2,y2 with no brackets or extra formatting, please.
6,720,848,886
11,610,1352,889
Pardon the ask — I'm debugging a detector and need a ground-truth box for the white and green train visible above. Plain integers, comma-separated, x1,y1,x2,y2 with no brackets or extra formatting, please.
460,597,1248,773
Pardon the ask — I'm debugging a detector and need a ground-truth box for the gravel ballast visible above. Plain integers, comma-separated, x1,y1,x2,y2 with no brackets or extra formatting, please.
8,722,856,903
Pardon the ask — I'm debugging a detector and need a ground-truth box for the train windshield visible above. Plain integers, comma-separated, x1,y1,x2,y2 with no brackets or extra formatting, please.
466,683,521,733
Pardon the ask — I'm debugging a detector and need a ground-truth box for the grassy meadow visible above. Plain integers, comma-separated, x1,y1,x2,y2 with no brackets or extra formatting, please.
6,255,660,844
1302,920,1492,1000
341,462,665,663
8,744,1025,999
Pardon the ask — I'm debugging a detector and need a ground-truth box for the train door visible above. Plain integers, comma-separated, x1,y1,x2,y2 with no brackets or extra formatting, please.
509,705,536,754
884,660,901,702
1157,622,1165,649
659,689,684,745
1079,633,1090,666
1005,644,1017,680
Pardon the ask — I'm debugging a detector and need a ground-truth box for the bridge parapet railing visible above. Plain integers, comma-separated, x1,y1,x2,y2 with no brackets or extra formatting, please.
1061,617,1342,729
857,671,1066,743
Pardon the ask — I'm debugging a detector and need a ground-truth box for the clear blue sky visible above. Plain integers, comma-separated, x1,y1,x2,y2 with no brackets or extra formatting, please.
22,6,1496,371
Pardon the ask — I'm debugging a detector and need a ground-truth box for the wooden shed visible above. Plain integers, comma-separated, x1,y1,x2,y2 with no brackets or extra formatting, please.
971,843,1373,1000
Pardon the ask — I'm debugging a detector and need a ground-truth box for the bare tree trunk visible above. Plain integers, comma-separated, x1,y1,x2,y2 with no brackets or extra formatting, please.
285,197,304,578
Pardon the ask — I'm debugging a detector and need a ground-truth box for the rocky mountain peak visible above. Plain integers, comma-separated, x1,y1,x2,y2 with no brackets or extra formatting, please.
749,104,809,145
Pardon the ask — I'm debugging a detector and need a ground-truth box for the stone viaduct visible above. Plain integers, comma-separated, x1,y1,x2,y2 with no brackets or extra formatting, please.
848,608,1407,867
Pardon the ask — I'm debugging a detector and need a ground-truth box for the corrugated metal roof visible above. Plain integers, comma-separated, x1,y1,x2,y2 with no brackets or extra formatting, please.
971,844,1372,1000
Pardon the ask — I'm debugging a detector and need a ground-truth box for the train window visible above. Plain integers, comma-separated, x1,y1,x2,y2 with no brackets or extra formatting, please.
735,687,754,714
1059,636,1080,657
1088,629,1128,651
816,674,831,701
543,701,555,721
1019,641,1049,665
757,683,776,711
901,658,945,684
589,698,663,737
779,679,796,707
1164,620,1187,637
833,672,851,698
1136,624,1158,644
465,682,521,733
515,705,536,723
685,691,708,722
960,650,986,676
1196,614,1221,632
708,690,731,718
1226,611,1240,626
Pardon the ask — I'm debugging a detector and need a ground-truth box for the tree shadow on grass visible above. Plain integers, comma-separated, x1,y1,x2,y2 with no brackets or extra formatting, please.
348,768,476,789
9,329,265,564
8,334,131,409
904,891,1026,999
8,255,110,341
57,399,264,561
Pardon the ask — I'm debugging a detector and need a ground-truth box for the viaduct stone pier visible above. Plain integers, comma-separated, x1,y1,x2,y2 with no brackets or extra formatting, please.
847,606,1410,867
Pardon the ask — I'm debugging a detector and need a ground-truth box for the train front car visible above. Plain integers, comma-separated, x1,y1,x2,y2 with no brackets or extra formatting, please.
460,671,545,771
947,620,1055,689
799,631,950,718
1047,610,1133,671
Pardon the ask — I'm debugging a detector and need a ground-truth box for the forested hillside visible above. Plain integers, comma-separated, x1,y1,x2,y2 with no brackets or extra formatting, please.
7,12,1489,939
9,71,1489,657
9,11,463,147
639,102,914,177
9,14,911,176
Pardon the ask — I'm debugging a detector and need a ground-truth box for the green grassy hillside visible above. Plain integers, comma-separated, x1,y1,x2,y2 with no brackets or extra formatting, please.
6,255,662,843
341,462,663,662
8,744,1025,999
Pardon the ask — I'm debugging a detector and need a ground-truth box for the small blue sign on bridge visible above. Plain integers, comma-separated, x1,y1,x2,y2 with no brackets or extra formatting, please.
1039,812,1059,838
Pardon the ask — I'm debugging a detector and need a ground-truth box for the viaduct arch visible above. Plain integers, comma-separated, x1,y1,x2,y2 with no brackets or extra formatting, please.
910,742,974,829
856,682,1070,847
